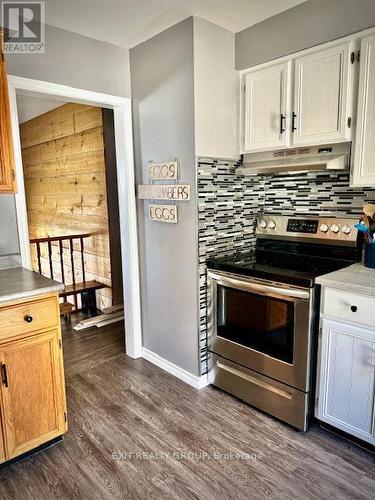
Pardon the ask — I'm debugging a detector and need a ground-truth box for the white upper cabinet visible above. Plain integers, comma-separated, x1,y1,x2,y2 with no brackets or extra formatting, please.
352,34,375,186
240,39,357,153
242,62,291,153
292,42,354,146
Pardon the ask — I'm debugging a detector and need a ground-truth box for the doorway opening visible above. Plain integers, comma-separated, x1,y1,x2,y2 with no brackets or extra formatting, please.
8,76,142,360
16,97,124,358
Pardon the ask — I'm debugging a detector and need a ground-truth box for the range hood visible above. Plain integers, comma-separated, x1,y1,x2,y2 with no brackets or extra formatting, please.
237,143,351,176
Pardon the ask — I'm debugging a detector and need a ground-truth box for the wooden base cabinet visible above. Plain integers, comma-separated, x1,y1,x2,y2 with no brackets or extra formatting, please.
0,293,67,464
316,318,375,445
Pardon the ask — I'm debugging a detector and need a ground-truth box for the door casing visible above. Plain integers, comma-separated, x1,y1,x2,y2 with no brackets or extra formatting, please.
8,75,142,359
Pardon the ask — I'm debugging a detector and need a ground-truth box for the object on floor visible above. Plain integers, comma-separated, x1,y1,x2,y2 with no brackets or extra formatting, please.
81,289,98,316
102,303,124,314
91,315,124,327
73,310,124,330
59,301,74,321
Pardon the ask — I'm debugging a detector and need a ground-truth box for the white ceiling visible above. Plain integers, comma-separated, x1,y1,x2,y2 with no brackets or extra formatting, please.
43,0,306,49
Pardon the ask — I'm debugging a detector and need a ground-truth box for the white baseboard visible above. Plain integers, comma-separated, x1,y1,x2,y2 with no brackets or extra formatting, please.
142,348,209,390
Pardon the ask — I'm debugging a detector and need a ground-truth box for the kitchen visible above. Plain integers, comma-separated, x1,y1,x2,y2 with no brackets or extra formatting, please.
0,1,375,498
201,23,375,442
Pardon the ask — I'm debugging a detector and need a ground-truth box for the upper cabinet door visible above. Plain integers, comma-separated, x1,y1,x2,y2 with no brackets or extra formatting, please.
0,36,16,193
292,42,354,146
242,62,291,153
352,35,375,186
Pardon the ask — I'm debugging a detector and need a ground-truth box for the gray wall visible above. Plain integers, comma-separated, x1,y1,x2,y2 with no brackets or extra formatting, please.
236,0,375,69
0,195,19,254
0,192,19,262
1,24,131,263
7,24,131,97
130,18,200,376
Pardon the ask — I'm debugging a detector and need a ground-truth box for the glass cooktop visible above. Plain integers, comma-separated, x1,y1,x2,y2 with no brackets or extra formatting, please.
206,240,361,288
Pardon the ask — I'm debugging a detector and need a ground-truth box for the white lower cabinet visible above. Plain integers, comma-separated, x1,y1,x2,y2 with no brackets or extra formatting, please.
316,318,375,444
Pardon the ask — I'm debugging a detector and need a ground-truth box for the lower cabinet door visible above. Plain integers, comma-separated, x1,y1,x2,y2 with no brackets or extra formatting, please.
317,318,375,445
0,330,67,460
0,405,5,463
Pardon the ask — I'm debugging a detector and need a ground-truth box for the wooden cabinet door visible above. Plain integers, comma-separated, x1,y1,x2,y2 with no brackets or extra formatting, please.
0,330,67,460
0,404,6,463
352,34,375,186
317,318,375,445
0,35,16,193
292,42,354,146
242,61,291,153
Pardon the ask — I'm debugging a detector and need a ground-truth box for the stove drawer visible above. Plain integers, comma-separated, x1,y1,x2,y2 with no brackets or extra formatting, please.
209,354,310,431
322,289,375,328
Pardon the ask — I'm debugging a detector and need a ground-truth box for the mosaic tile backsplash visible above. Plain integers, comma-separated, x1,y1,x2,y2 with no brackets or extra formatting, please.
197,158,375,374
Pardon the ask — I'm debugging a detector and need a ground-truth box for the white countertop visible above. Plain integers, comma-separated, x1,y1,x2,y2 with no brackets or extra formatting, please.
316,262,375,297
0,267,64,304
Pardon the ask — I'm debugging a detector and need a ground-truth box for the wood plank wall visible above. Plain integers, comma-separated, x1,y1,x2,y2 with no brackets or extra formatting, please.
20,103,112,309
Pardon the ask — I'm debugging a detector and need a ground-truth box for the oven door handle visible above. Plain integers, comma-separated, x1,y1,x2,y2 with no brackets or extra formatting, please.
208,272,310,300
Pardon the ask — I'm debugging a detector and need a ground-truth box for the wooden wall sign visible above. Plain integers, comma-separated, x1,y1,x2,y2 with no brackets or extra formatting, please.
138,184,190,201
149,204,177,224
148,161,178,180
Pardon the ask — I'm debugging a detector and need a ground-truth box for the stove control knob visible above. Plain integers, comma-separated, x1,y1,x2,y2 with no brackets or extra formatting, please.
342,225,351,235
267,220,276,230
259,220,267,229
330,224,340,234
320,223,329,233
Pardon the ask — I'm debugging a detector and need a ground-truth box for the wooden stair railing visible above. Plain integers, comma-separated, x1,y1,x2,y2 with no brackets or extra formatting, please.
30,234,106,314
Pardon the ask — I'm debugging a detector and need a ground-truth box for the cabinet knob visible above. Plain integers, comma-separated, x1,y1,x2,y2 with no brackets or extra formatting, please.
24,314,33,323
351,306,358,313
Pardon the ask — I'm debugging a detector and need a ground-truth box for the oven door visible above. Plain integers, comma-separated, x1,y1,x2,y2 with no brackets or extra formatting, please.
208,270,314,392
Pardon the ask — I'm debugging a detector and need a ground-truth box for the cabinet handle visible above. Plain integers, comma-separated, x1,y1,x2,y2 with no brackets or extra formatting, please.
1,364,8,388
280,113,286,134
292,112,297,132
24,315,33,323
351,305,358,313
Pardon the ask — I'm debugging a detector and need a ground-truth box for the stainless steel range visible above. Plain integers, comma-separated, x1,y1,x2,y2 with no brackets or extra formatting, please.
207,215,361,431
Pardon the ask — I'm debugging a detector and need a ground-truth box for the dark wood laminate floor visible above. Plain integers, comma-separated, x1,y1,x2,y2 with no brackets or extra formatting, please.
0,317,374,499
61,313,125,376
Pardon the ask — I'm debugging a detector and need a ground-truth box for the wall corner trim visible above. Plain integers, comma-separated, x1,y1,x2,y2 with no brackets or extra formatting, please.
142,348,209,390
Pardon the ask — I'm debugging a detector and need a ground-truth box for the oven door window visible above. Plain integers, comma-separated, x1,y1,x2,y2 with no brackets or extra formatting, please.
217,285,294,364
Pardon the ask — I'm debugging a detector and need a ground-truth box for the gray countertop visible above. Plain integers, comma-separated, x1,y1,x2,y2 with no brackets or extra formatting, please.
316,262,375,297
0,267,64,304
